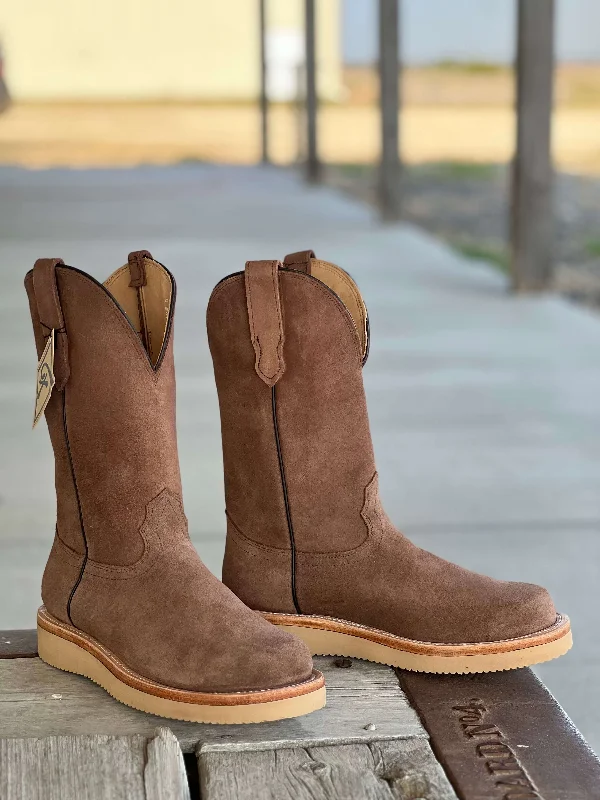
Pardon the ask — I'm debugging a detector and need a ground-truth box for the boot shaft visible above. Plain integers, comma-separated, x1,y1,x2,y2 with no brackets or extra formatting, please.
26,253,182,567
207,257,377,566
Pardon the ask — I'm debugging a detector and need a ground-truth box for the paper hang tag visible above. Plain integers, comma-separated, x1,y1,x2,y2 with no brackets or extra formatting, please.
33,330,56,429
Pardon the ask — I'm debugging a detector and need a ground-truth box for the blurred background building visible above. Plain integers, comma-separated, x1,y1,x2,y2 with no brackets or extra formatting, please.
0,0,597,168
0,0,341,102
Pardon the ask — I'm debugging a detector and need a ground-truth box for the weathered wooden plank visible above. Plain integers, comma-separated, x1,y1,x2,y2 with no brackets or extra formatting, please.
144,728,190,800
0,727,189,800
378,0,401,221
510,0,555,292
0,656,424,754
398,667,600,800
199,739,457,800
0,630,37,659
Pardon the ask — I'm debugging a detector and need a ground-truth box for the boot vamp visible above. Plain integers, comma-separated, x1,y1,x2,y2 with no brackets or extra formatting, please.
298,516,557,644
71,539,314,693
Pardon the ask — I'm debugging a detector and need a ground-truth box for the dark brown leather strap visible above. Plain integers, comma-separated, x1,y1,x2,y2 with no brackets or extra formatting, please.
32,257,69,390
283,249,315,275
244,260,286,386
128,250,152,288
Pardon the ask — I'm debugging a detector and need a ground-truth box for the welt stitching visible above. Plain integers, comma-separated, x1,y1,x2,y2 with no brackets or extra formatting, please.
267,611,566,646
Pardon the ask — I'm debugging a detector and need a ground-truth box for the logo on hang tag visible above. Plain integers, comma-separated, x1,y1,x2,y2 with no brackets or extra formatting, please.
33,330,56,429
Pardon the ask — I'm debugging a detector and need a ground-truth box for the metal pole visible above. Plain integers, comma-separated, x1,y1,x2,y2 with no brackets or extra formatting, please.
378,0,401,220
510,0,555,292
304,0,321,182
259,0,269,164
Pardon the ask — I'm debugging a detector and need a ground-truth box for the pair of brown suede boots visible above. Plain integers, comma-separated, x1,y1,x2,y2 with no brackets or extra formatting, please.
26,249,571,724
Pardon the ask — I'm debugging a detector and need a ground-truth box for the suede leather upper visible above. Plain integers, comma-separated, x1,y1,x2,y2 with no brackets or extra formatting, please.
26,259,314,693
208,261,558,645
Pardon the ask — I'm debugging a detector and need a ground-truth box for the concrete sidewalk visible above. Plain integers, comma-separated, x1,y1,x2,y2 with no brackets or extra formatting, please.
1,164,599,750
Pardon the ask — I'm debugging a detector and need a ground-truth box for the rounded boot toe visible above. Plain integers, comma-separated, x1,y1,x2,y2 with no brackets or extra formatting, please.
477,580,558,643
507,581,558,637
241,621,315,692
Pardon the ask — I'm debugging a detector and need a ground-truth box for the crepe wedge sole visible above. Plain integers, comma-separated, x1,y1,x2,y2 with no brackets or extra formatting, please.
37,607,325,723
263,612,572,674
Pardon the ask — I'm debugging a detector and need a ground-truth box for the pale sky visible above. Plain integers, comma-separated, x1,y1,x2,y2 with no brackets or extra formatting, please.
343,0,600,64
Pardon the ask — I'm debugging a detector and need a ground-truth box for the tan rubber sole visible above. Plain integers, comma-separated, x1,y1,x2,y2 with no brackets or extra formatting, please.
37,607,325,723
263,612,572,674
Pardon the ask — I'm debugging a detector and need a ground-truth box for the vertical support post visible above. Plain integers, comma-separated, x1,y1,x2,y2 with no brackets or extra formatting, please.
510,0,555,292
378,0,401,221
304,0,321,182
259,0,269,164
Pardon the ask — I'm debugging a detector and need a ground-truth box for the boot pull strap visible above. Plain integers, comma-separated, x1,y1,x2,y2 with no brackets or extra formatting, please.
33,258,65,332
283,249,315,275
244,260,286,386
128,249,152,288
32,258,70,390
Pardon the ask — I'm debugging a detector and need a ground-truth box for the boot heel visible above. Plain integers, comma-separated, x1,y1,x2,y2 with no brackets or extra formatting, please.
37,622,89,678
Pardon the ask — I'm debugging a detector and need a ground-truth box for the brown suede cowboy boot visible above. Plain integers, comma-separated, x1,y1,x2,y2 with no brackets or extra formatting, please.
207,251,572,673
26,252,324,722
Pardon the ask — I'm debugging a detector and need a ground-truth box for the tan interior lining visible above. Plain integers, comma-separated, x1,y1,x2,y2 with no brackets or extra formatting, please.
309,259,368,357
104,259,172,366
